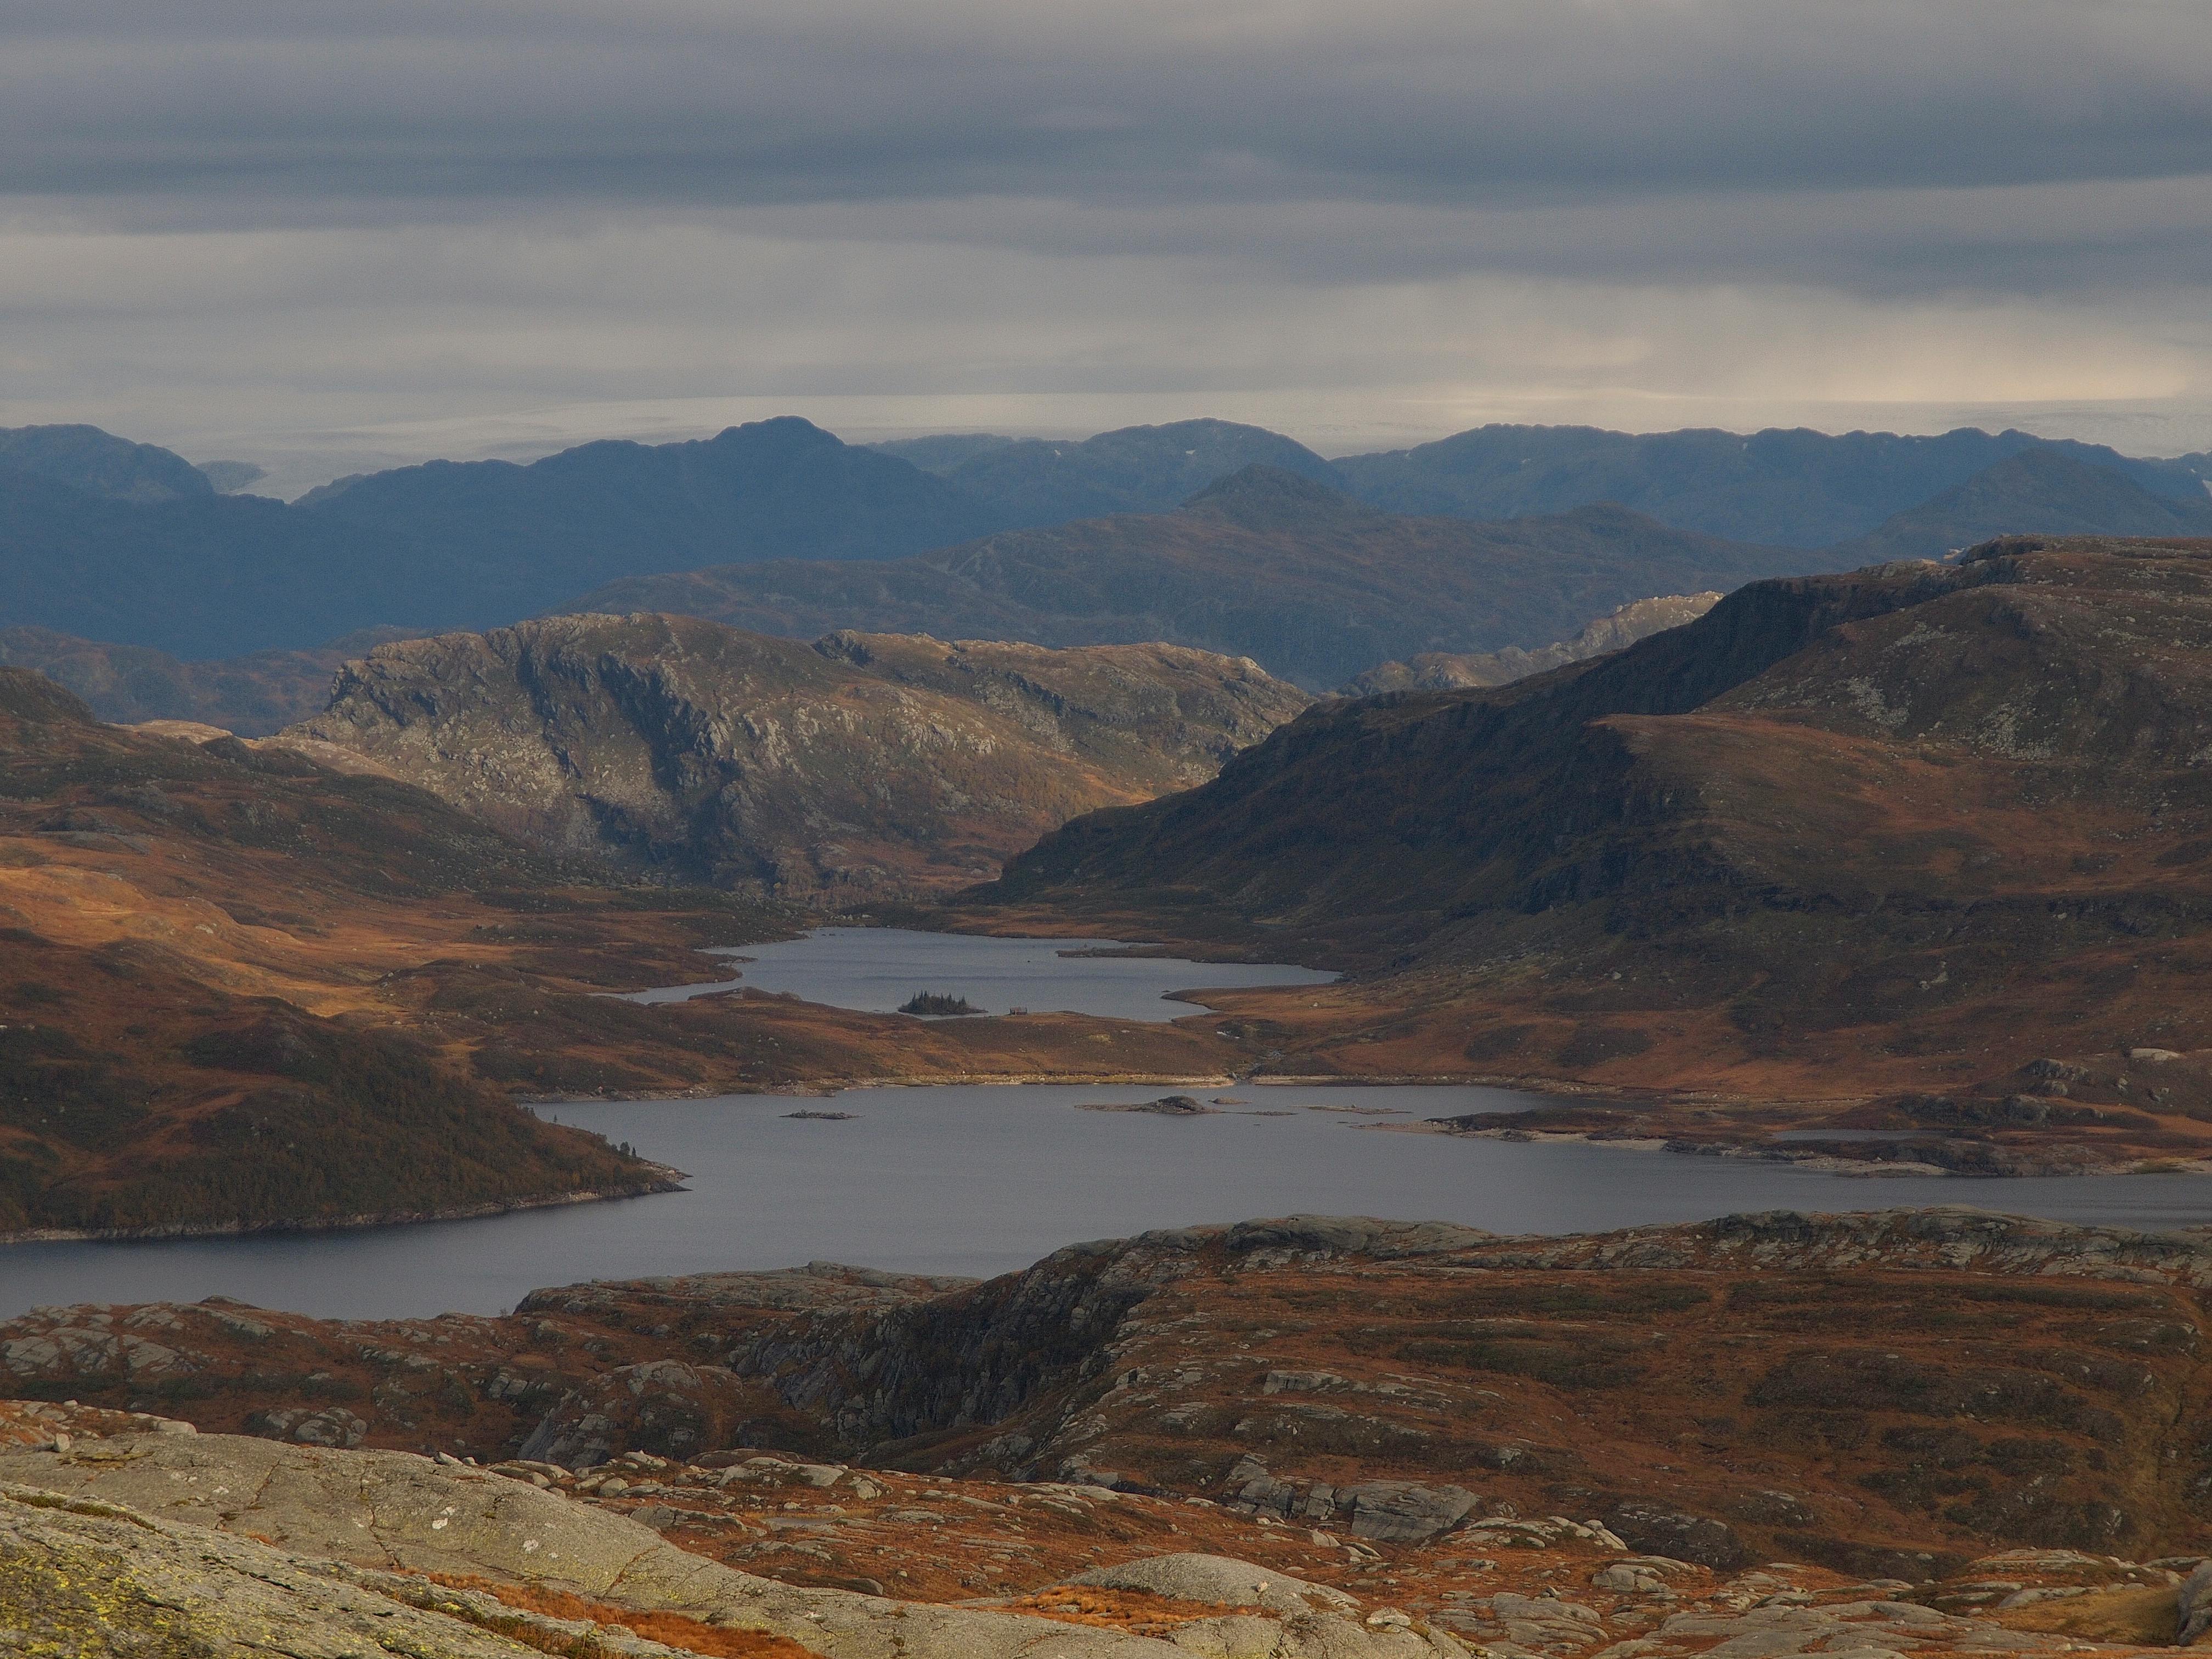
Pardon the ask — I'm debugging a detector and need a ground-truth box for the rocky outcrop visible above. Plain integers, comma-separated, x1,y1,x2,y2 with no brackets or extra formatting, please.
0,1432,1466,1657
1222,1459,1482,1543
1068,1552,1361,1616
518,1360,762,1469
1340,592,1722,695
15,1208,2212,1579
2179,1559,2212,1643
0,1480,645,1659
291,614,1307,896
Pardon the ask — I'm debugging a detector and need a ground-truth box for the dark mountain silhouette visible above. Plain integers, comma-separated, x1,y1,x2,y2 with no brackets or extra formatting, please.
0,419,992,657
1333,422,2212,546
566,467,1812,690
933,417,1345,527
867,432,1019,472
0,625,409,735
0,469,376,657
292,411,995,586
1827,448,2212,564
7,411,2212,665
0,424,213,504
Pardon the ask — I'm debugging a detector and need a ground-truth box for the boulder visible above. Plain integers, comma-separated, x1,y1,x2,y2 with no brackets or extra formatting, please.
1068,1552,1359,1617
2179,1559,2212,1644
1063,1553,1464,1656
1605,1502,1748,1570
1340,1481,1480,1543
247,1404,368,1448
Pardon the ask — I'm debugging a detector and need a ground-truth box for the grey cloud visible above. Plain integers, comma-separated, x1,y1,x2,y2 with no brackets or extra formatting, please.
5,0,2212,464
3,2,2210,215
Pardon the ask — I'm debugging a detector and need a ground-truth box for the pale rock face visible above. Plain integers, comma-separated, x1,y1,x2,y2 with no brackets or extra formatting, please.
286,614,1310,897
0,1433,1468,1659
1069,1551,1361,1616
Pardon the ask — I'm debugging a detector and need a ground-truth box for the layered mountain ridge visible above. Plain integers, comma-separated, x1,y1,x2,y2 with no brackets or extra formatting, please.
1335,421,2212,546
573,469,1801,691
3,413,2210,664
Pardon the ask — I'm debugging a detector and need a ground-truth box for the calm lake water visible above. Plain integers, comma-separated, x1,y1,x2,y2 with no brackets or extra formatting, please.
9,1081,2212,1321
8,929,2212,1321
616,926,1339,1020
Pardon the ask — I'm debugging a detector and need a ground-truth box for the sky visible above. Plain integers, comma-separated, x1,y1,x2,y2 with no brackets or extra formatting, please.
5,1,2212,494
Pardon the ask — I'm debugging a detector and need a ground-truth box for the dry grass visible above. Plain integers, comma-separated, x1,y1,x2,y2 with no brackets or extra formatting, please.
1994,1585,2180,1646
426,1572,815,1658
998,1584,1269,1635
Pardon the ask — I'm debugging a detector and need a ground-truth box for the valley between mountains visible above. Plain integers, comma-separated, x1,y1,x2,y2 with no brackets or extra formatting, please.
10,423,2212,1655
10,533,2212,1242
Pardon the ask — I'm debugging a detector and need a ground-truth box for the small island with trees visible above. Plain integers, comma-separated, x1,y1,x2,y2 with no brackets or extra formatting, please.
898,992,984,1017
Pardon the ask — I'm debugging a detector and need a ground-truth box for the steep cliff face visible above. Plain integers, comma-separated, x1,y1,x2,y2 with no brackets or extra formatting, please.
291,614,1308,897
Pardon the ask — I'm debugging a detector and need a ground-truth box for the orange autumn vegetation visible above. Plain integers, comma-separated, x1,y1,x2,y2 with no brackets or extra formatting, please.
425,1573,814,1658
1001,1584,1272,1635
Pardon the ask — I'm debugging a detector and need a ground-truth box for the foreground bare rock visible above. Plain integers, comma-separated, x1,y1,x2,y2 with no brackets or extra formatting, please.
13,1207,2212,1587
0,1432,1465,1657
2,1419,2182,1659
287,614,1308,896
1,1481,588,1658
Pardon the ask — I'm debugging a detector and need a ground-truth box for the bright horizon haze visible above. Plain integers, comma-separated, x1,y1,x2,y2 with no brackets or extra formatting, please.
5,2,2212,493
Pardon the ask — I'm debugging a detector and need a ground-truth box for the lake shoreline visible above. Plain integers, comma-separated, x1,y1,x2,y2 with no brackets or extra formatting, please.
0,1167,689,1249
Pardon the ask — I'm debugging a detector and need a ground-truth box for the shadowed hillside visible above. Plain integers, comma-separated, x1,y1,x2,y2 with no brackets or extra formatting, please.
0,668,673,1237
978,535,2212,1113
0,625,409,735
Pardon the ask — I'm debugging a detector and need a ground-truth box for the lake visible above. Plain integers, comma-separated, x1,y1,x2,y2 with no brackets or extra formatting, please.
8,927,2212,1322
614,926,1339,1020
9,1080,2212,1321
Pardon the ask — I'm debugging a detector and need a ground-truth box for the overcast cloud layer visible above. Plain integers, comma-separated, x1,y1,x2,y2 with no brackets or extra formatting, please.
5,1,2211,488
